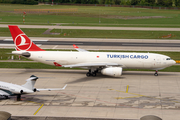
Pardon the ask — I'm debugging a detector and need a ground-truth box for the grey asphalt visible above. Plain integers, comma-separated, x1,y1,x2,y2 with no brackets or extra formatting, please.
1,39,180,48
0,68,179,120
12,116,137,120
1,24,180,31
1,37,180,51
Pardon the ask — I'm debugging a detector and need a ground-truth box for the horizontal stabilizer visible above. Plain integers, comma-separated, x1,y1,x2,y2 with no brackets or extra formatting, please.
12,51,31,57
37,84,67,92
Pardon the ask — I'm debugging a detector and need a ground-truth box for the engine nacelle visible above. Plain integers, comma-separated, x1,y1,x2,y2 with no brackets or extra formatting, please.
33,88,37,92
20,90,23,94
101,67,122,77
10,88,24,94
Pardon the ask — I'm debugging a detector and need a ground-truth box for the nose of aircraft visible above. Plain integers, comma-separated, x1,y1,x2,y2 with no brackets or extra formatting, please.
172,60,176,65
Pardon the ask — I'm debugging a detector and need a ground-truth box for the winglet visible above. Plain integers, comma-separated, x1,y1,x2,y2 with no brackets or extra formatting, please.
62,84,67,90
73,44,79,48
53,62,62,67
73,44,89,52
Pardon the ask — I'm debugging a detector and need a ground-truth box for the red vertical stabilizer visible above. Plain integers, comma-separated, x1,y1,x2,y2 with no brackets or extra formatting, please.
8,25,45,51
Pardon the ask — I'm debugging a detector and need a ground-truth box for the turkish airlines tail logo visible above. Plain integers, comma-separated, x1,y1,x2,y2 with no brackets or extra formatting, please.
8,25,45,51
17,36,29,46
15,34,32,51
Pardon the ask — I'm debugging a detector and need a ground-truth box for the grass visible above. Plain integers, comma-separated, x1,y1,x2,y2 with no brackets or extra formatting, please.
0,4,180,27
0,62,179,72
94,50,180,60
60,23,180,28
0,48,31,60
0,27,179,39
51,29,179,39
123,65,180,72
1,48,180,72
0,62,82,69
0,28,47,37
1,48,180,60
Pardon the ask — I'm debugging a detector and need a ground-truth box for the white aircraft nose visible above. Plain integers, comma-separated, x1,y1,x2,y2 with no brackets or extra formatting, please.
173,60,176,64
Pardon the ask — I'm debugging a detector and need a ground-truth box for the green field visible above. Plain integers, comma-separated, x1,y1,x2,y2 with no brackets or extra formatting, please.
1,48,180,72
1,48,180,60
0,62,179,72
0,27,179,39
51,29,179,39
60,23,180,28
0,28,47,37
0,4,180,27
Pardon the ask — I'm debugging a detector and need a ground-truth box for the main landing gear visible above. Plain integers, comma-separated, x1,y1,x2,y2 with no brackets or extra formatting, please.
3,95,9,99
86,69,98,77
154,70,158,76
17,94,21,101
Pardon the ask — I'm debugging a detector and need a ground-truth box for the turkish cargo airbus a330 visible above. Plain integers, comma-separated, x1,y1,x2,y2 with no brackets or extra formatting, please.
9,25,176,77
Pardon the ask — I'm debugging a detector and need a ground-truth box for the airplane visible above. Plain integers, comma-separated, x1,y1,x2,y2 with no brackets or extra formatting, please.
8,25,176,77
0,75,67,100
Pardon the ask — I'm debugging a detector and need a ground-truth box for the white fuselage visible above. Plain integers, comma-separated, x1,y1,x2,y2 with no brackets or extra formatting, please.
27,51,175,70
0,81,33,95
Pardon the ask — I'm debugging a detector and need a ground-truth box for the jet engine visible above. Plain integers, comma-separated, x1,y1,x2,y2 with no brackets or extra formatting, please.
33,88,37,92
12,89,24,94
20,90,23,94
101,67,122,77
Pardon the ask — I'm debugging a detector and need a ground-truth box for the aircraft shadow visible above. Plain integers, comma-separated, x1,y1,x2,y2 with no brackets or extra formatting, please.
17,69,86,75
66,73,124,84
122,71,176,76
0,94,74,102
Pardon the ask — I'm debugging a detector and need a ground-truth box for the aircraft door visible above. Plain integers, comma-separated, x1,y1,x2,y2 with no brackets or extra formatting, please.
155,56,161,67
143,60,153,68
162,57,166,65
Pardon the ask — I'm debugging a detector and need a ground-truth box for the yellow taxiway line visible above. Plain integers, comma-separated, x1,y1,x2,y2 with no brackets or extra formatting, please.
26,101,44,115
126,85,129,93
34,104,44,115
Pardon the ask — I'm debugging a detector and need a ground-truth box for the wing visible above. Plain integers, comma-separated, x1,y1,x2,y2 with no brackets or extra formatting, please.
0,89,11,96
73,44,89,52
63,63,122,68
36,84,67,92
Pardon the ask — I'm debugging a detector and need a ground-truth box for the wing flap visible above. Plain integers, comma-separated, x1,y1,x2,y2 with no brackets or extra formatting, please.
63,63,122,68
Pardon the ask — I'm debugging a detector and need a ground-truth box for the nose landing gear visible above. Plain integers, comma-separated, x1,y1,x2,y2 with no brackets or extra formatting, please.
154,70,158,76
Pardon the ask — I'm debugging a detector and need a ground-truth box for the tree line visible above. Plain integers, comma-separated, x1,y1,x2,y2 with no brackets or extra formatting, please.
0,0,38,5
0,0,180,7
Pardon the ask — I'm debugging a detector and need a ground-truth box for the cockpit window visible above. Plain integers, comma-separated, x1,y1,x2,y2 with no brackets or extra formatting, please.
166,58,172,60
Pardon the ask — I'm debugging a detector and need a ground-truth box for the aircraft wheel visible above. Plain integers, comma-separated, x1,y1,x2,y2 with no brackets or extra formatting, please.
92,72,96,77
86,72,91,77
3,95,8,99
154,73,158,76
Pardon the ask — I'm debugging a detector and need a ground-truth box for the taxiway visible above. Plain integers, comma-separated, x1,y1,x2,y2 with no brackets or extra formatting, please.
1,37,180,51
1,24,180,31
0,68,180,120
